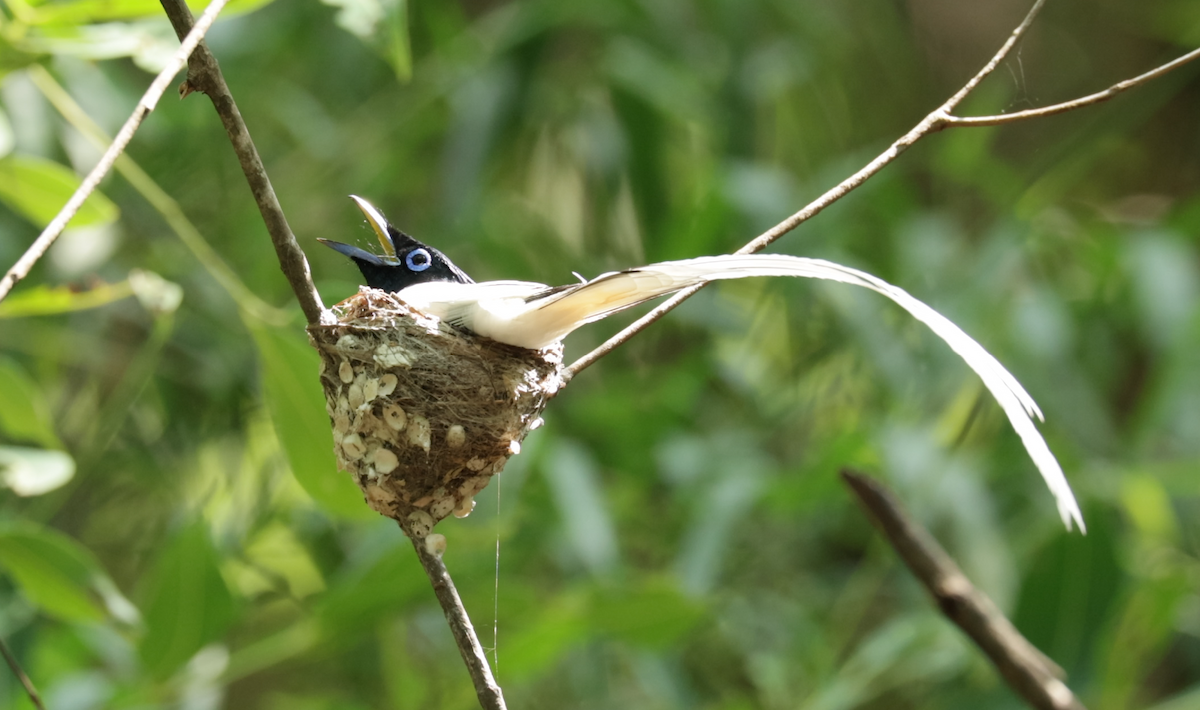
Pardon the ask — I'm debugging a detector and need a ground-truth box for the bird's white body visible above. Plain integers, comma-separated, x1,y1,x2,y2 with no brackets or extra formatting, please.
396,279,563,348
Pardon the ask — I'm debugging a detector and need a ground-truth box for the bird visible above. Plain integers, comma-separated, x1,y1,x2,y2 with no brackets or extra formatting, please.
320,195,1085,532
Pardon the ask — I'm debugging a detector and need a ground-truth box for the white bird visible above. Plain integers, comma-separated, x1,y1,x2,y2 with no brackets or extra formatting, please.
321,195,1085,532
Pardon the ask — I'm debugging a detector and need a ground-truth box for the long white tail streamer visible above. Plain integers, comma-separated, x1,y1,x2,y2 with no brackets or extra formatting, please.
556,255,1084,532
402,254,1084,531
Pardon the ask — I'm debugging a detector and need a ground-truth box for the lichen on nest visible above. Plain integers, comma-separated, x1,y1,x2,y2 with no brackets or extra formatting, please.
308,288,564,538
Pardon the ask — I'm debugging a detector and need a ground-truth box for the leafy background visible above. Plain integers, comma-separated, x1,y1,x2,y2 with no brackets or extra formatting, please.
1,0,1199,708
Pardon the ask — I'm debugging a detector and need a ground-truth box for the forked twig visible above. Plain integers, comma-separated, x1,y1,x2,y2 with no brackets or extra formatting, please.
565,0,1199,377
841,469,1085,710
0,0,230,304
563,0,1048,377
946,45,1200,127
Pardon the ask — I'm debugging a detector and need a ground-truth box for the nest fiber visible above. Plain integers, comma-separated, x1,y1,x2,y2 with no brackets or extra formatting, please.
309,288,564,537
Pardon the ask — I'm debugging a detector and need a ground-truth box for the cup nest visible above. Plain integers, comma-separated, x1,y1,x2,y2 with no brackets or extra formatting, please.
308,288,564,538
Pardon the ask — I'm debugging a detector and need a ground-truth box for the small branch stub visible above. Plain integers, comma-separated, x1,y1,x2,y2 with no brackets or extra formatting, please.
309,289,564,538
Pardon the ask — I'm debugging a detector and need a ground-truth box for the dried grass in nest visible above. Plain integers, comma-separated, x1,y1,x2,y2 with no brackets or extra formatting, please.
308,288,564,538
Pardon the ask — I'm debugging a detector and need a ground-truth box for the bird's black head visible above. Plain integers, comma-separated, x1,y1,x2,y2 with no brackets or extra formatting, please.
319,196,474,292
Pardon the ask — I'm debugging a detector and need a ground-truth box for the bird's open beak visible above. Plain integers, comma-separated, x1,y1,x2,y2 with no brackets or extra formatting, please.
349,195,397,260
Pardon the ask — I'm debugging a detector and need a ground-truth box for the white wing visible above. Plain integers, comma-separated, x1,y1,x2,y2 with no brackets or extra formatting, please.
397,280,549,334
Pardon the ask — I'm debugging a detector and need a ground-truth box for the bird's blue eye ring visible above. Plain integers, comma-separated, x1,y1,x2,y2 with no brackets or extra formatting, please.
405,248,432,272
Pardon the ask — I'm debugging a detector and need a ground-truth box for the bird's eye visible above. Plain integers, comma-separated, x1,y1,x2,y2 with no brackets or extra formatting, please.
405,248,432,272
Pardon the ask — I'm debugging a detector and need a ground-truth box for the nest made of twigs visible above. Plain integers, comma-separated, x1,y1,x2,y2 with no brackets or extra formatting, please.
308,288,564,538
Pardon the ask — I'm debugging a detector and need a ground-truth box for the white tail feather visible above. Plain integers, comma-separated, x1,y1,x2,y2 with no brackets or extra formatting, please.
521,254,1083,531
399,253,1084,531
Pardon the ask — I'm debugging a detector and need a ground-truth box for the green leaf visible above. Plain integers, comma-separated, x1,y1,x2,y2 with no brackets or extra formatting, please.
0,280,135,319
139,521,237,678
0,155,118,229
0,522,111,622
1121,474,1179,543
1146,685,1200,710
383,0,412,82
1096,570,1192,707
380,620,433,710
806,614,969,709
316,541,426,635
500,593,589,678
29,0,278,25
323,0,411,82
28,0,165,24
250,322,373,519
544,440,618,575
499,582,705,678
0,356,61,447
1014,509,1123,675
589,581,705,647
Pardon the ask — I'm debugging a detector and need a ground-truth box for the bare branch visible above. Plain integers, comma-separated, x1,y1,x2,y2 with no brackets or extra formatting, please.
564,0,1049,378
841,469,1085,710
0,0,230,304
946,45,1200,127
410,533,507,710
158,0,329,326
1,635,45,710
157,2,499,704
566,2,1199,378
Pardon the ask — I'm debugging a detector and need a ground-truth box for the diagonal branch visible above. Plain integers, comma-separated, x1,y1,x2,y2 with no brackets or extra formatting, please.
563,0,1049,378
841,469,1085,710
564,0,1199,379
0,0,230,304
158,0,329,326
410,532,507,710
0,636,45,710
157,1,504,705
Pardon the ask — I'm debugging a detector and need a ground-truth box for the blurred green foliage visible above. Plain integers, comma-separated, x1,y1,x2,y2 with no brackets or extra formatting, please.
1,0,1199,708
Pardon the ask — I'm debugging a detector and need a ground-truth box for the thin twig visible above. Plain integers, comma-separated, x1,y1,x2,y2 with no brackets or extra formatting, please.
840,469,1085,710
410,533,507,710
0,636,45,710
158,0,329,326
0,0,230,304
566,0,1199,379
946,45,1200,127
157,1,498,704
562,0,1049,378
27,65,291,326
